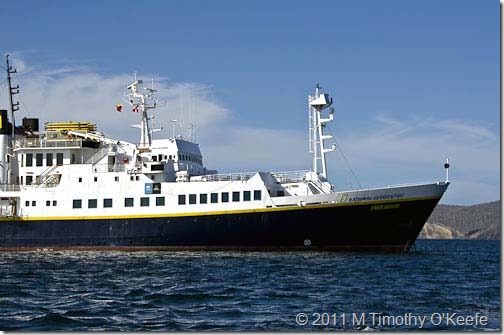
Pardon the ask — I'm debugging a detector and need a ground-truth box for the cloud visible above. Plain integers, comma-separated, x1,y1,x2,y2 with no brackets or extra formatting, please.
1,62,229,145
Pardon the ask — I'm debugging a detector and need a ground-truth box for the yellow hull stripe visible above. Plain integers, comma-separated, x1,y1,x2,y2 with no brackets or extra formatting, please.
13,195,442,222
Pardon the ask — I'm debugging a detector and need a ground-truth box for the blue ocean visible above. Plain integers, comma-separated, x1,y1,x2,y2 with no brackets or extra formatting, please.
0,240,499,331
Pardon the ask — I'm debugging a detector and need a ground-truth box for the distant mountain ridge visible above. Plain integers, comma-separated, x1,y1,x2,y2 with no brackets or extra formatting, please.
419,200,501,240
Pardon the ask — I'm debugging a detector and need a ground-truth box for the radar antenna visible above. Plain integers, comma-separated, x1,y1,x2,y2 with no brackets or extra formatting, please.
124,76,158,148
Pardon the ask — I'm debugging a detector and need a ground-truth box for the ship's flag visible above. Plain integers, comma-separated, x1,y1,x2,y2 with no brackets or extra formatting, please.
116,104,122,112
133,106,139,113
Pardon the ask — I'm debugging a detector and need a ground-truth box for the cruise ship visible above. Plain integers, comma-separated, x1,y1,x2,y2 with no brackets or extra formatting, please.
0,56,449,252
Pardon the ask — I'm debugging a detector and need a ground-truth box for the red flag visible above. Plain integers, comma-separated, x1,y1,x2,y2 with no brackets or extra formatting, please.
115,104,122,112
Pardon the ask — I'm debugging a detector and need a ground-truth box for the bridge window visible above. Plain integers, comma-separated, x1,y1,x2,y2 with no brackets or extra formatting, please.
211,193,218,203
25,200,29,206
189,194,196,205
56,153,64,166
254,190,262,201
156,196,165,206
46,153,53,166
36,153,43,167
277,190,285,197
243,191,251,201
104,198,112,208
178,194,186,205
232,192,240,202
78,177,82,183
125,198,134,207
221,192,229,203
88,199,97,208
46,200,50,207
94,177,98,182
32,201,36,206
53,200,57,206
26,176,33,185
73,199,82,209
26,153,33,167
200,194,207,204
140,197,150,207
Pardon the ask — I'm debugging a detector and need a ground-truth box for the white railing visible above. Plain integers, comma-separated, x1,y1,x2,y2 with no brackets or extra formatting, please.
0,184,21,192
271,170,309,183
15,138,83,149
190,171,257,182
190,170,310,184
92,163,126,173
85,147,109,164
309,179,333,194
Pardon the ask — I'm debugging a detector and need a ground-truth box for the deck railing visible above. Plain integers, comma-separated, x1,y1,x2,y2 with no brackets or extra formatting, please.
271,170,309,183
15,138,83,149
190,170,310,183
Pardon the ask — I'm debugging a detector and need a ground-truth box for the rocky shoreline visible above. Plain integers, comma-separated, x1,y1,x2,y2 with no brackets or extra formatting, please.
419,200,500,240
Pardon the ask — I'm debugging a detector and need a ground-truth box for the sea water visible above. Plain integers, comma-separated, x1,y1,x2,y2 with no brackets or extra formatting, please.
0,240,499,331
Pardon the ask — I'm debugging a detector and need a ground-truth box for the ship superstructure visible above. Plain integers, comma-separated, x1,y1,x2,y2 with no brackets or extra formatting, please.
0,57,450,251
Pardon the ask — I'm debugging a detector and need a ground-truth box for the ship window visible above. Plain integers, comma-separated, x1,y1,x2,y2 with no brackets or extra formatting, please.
135,176,139,181
221,192,229,203
73,199,82,209
130,176,134,181
26,176,33,185
104,198,113,208
115,176,119,182
36,153,43,166
156,196,165,206
88,199,97,208
46,200,50,207
178,194,186,205
25,200,29,206
71,154,75,164
200,194,207,204
53,200,57,206
125,198,134,207
78,177,82,183
189,194,196,204
26,153,33,167
94,176,98,182
243,191,251,201
56,153,63,166
277,190,285,197
232,192,240,202
140,197,150,207
152,156,157,162
254,190,261,201
32,201,36,206
211,193,218,203
158,154,162,161
46,153,53,166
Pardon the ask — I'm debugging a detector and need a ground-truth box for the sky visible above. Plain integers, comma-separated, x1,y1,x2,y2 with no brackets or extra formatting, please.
0,0,499,205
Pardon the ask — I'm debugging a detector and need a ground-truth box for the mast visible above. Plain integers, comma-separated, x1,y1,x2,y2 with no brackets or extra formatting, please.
5,55,19,149
308,84,336,179
125,77,158,148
